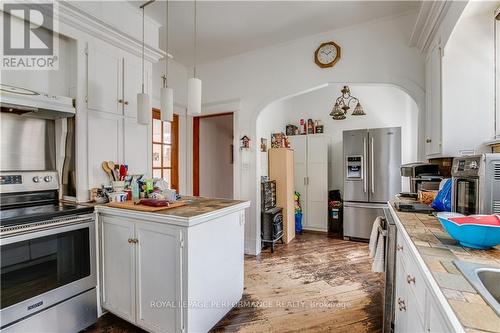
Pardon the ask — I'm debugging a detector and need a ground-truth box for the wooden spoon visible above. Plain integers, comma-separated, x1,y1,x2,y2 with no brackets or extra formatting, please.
102,161,114,181
107,161,117,181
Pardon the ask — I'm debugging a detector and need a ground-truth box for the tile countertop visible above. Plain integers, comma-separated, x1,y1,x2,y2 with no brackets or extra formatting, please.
145,196,248,218
95,196,250,226
390,199,500,333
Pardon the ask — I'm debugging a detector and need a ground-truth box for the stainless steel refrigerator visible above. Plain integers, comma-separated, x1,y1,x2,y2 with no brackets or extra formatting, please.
343,127,401,240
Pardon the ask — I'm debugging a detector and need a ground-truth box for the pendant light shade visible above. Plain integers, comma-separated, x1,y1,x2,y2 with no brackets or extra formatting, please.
137,92,151,125
160,86,174,121
187,77,202,115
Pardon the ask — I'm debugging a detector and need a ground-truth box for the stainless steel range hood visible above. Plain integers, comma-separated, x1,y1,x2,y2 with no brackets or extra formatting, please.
0,84,75,119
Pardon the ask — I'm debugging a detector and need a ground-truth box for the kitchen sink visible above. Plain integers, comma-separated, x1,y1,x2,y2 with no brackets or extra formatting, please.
454,260,500,316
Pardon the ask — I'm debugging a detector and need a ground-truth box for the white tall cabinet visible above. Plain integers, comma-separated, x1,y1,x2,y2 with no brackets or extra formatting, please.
288,134,329,232
86,39,152,188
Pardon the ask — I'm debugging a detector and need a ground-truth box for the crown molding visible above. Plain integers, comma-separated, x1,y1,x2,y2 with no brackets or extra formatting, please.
409,1,451,54
58,2,169,63
4,0,170,63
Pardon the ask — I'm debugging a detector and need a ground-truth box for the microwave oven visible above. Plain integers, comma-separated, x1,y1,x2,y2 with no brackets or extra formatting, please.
451,154,500,215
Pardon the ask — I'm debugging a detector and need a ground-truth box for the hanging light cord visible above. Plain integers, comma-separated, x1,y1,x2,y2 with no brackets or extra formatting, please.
165,0,169,87
142,6,145,93
193,0,197,78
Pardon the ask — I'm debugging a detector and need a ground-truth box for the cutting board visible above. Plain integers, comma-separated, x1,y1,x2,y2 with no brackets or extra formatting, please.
107,200,187,212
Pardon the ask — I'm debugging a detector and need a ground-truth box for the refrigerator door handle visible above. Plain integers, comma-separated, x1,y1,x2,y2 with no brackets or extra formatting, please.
363,137,367,193
370,137,375,194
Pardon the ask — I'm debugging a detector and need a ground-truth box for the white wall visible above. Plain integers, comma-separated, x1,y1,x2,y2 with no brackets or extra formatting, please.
258,84,418,192
196,12,425,254
199,114,234,199
441,2,496,155
152,58,188,109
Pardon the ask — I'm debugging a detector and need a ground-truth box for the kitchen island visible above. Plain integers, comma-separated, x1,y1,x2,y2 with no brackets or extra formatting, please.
388,199,500,333
95,197,250,333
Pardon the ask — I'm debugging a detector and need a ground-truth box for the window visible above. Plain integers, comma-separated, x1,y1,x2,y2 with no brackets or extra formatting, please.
152,109,179,190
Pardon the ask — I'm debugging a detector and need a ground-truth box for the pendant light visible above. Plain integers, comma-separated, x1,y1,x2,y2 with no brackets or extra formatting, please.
137,4,151,125
160,0,174,122
187,0,202,115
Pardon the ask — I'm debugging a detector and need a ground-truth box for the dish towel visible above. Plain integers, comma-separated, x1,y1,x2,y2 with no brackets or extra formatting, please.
368,216,385,272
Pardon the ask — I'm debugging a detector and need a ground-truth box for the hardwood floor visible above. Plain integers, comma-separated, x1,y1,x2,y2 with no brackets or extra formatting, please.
85,233,384,333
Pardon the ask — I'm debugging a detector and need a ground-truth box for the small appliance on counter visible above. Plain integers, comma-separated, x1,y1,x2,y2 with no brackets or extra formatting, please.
451,153,500,215
400,162,442,194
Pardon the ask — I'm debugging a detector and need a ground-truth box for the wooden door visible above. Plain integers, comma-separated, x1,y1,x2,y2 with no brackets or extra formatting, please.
100,215,136,323
135,222,183,333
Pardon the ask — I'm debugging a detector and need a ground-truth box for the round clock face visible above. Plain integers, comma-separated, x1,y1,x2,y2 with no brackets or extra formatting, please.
315,42,341,68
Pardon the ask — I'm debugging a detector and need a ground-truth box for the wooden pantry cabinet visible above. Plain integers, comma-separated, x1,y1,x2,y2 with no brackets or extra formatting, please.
268,148,295,243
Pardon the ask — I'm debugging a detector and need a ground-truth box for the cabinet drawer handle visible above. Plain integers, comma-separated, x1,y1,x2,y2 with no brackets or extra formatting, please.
426,138,432,143
134,238,139,244
118,99,129,105
128,238,134,244
396,244,403,251
407,274,416,284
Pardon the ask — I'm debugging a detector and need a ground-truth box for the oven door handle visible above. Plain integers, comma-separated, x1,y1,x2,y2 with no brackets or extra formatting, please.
0,215,95,244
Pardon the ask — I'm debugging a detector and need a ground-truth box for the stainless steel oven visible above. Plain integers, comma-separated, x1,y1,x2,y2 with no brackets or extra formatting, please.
0,215,96,330
451,154,500,215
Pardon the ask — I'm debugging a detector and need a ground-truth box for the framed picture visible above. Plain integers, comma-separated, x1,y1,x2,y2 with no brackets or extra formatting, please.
260,138,267,152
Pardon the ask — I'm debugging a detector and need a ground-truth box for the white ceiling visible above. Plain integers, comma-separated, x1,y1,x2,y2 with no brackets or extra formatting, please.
132,1,420,66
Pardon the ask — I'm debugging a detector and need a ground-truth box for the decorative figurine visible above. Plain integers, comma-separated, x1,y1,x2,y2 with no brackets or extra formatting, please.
240,135,251,149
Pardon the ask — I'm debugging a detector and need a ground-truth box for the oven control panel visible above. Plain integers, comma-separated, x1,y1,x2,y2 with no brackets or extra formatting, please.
0,171,59,193
0,174,22,185
452,156,482,177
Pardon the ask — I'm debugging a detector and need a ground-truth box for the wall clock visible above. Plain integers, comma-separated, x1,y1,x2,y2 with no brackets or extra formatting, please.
314,41,341,68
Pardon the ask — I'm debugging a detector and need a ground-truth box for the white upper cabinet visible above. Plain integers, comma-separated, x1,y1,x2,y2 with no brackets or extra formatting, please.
123,57,147,119
87,42,151,119
424,41,442,157
87,42,122,115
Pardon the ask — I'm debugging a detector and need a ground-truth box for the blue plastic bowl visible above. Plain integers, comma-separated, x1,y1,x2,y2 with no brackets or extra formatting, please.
437,213,500,249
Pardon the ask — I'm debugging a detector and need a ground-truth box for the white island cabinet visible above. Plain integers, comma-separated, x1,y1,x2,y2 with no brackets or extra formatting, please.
96,198,251,333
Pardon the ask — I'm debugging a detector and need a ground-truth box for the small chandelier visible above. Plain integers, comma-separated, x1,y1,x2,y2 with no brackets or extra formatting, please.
329,85,365,120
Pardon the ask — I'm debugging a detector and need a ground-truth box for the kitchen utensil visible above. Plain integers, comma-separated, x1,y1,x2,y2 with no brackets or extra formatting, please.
119,164,127,180
102,161,114,181
437,213,500,249
113,165,120,181
107,161,117,180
